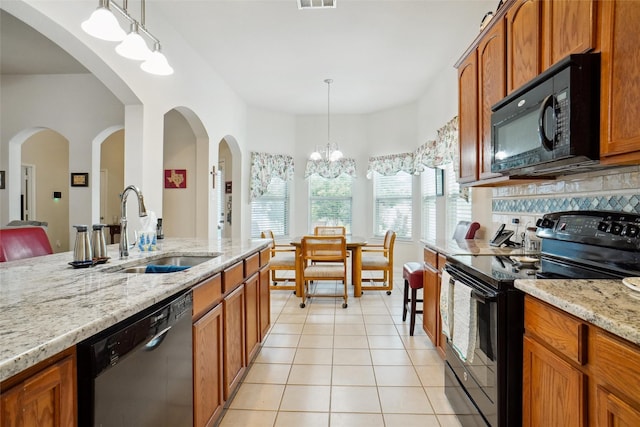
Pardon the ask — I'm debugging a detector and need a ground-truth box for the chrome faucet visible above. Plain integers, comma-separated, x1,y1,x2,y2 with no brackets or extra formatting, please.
119,185,147,257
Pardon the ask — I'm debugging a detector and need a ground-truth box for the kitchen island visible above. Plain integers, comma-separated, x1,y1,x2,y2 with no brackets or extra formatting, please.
0,237,270,383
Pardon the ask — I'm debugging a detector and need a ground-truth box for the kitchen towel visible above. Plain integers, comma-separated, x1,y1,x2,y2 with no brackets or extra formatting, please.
439,270,453,339
452,280,478,362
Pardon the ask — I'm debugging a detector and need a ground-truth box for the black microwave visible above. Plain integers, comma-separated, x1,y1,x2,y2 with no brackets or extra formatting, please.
491,53,600,176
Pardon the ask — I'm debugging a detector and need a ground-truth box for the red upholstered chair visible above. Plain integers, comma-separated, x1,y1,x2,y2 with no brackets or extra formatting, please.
402,261,424,336
0,227,53,262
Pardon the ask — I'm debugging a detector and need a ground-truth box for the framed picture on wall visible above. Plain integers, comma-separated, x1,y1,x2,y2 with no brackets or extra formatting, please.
164,169,187,188
71,172,89,187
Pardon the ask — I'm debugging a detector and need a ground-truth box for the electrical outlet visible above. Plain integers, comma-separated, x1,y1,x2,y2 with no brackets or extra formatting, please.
56,240,61,248
511,218,520,224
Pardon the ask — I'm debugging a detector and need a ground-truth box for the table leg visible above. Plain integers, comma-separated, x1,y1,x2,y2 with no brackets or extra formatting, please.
352,247,362,297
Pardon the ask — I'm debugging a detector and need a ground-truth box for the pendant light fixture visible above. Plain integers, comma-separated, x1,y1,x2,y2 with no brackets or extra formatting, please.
81,0,126,41
82,0,173,75
116,22,151,60
310,79,343,162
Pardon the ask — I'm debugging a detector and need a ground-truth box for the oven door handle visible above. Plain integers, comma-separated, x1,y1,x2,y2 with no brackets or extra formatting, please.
471,290,496,303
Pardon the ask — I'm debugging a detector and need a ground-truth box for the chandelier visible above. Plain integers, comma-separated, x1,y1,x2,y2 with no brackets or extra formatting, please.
310,79,343,162
81,0,174,76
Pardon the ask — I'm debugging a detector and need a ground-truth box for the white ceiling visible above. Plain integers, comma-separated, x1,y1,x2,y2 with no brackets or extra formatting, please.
1,0,497,115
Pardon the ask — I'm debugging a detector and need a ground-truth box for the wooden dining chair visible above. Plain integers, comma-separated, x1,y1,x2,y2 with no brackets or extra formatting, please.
300,235,348,308
360,230,396,295
261,230,296,292
314,226,346,236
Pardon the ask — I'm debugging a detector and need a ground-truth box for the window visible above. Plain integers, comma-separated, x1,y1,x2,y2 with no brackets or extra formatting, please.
373,171,412,238
309,174,353,233
445,163,472,239
421,167,437,241
251,177,289,237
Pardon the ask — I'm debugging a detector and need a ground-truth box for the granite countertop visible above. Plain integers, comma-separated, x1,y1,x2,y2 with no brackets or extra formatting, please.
0,238,270,383
515,278,640,347
422,238,522,256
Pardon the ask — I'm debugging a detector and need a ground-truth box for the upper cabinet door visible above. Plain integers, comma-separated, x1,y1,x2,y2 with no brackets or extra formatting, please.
600,0,640,161
542,0,595,69
478,19,506,180
507,0,542,93
457,50,479,184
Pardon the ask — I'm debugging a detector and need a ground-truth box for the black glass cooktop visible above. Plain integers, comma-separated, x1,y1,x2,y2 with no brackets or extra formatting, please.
446,254,540,288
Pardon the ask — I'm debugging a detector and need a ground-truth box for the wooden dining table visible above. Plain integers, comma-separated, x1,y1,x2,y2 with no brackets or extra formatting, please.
290,236,368,298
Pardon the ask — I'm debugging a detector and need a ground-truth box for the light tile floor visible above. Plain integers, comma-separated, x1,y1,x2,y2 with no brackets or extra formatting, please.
217,271,468,427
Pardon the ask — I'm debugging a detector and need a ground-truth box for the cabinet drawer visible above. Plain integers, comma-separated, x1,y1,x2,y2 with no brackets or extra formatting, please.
594,329,640,402
193,273,222,320
524,297,588,365
222,262,243,293
424,247,438,269
244,252,260,277
259,248,270,267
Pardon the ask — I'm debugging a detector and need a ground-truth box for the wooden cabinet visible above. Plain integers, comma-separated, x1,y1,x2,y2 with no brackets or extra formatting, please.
457,51,479,184
422,247,446,359
522,335,586,427
259,263,271,339
223,284,246,400
523,295,640,427
192,274,224,427
542,0,595,69
1,348,76,427
422,261,439,346
506,0,541,93
599,0,640,163
455,0,600,185
193,303,224,427
478,19,507,180
244,272,260,362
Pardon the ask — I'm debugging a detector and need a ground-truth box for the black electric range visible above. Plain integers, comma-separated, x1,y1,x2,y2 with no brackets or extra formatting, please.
443,210,640,427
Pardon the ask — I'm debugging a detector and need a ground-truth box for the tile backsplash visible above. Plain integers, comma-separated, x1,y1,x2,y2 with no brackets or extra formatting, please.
491,166,640,231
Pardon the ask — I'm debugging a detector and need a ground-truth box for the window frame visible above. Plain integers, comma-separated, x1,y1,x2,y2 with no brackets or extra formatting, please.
372,171,413,239
308,174,353,234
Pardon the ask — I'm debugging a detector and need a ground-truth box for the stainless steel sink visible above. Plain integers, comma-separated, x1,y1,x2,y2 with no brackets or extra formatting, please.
107,254,219,273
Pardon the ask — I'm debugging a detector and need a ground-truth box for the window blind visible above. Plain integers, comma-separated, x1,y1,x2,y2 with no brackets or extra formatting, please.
251,177,289,237
373,171,412,238
421,167,437,241
309,174,353,234
445,163,472,239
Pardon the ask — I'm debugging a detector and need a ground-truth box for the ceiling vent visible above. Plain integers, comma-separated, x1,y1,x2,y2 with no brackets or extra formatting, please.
298,0,336,9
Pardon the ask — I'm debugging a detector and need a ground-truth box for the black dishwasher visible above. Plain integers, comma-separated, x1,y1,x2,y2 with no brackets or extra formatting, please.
77,290,193,427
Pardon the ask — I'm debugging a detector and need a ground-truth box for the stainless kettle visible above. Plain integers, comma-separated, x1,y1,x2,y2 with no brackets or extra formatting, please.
73,225,93,263
91,224,108,259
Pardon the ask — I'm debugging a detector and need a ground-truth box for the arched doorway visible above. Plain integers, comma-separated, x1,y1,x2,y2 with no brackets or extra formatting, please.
162,108,209,238
20,129,70,252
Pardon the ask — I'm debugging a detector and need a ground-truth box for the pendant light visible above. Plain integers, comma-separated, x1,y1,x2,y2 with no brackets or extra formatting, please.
141,42,174,76
116,22,151,60
81,0,126,42
82,0,173,75
310,78,343,161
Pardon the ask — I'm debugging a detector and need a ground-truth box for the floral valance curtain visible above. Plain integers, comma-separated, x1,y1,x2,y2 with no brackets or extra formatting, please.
414,116,459,173
250,152,295,201
304,158,357,179
366,152,415,179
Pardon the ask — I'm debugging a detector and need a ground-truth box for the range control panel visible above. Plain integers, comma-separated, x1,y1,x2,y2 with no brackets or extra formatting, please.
536,210,640,250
